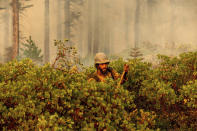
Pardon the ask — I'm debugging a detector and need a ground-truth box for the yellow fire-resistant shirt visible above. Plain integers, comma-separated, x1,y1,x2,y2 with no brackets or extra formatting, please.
88,67,126,83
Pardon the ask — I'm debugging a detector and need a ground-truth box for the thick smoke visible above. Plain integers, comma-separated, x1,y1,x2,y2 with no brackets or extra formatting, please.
0,0,197,64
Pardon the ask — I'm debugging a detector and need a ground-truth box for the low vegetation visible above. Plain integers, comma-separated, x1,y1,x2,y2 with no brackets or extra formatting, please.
0,40,196,130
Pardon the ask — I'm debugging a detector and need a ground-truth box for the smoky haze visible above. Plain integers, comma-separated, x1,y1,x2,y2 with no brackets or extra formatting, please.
0,0,197,65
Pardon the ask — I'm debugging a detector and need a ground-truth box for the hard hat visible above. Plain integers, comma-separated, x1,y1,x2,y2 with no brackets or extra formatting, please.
94,52,110,64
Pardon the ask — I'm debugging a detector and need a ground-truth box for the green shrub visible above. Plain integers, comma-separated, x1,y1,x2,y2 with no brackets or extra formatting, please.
0,51,196,130
0,59,137,130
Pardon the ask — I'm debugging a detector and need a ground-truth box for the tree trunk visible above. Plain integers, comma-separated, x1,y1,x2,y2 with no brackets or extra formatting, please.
147,0,155,42
44,0,50,63
87,0,93,57
102,4,110,55
134,0,141,48
64,0,70,40
103,25,110,55
169,0,176,44
124,0,132,48
12,0,19,59
3,0,10,62
57,0,62,40
93,0,100,55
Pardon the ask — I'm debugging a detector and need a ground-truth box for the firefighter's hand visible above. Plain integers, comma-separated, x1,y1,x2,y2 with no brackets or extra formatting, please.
123,64,129,73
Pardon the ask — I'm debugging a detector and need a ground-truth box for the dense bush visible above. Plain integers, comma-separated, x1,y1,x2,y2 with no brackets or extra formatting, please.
0,51,196,130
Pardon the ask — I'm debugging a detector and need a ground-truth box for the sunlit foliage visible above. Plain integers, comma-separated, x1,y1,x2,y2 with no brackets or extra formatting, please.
0,46,196,130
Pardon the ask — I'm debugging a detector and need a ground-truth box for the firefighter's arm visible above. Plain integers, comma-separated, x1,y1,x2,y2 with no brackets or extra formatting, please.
119,64,129,85
110,69,120,80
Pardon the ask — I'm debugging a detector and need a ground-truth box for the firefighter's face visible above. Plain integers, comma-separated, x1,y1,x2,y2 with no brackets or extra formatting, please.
98,63,108,74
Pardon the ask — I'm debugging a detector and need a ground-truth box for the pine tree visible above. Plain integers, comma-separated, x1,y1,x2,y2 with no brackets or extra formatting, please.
129,47,143,59
19,36,43,63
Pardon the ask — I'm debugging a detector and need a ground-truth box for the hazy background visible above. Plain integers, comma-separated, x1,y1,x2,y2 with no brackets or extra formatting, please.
0,0,197,65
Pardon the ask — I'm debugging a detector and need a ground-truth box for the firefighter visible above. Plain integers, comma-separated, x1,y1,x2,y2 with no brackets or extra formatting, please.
88,52,129,84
